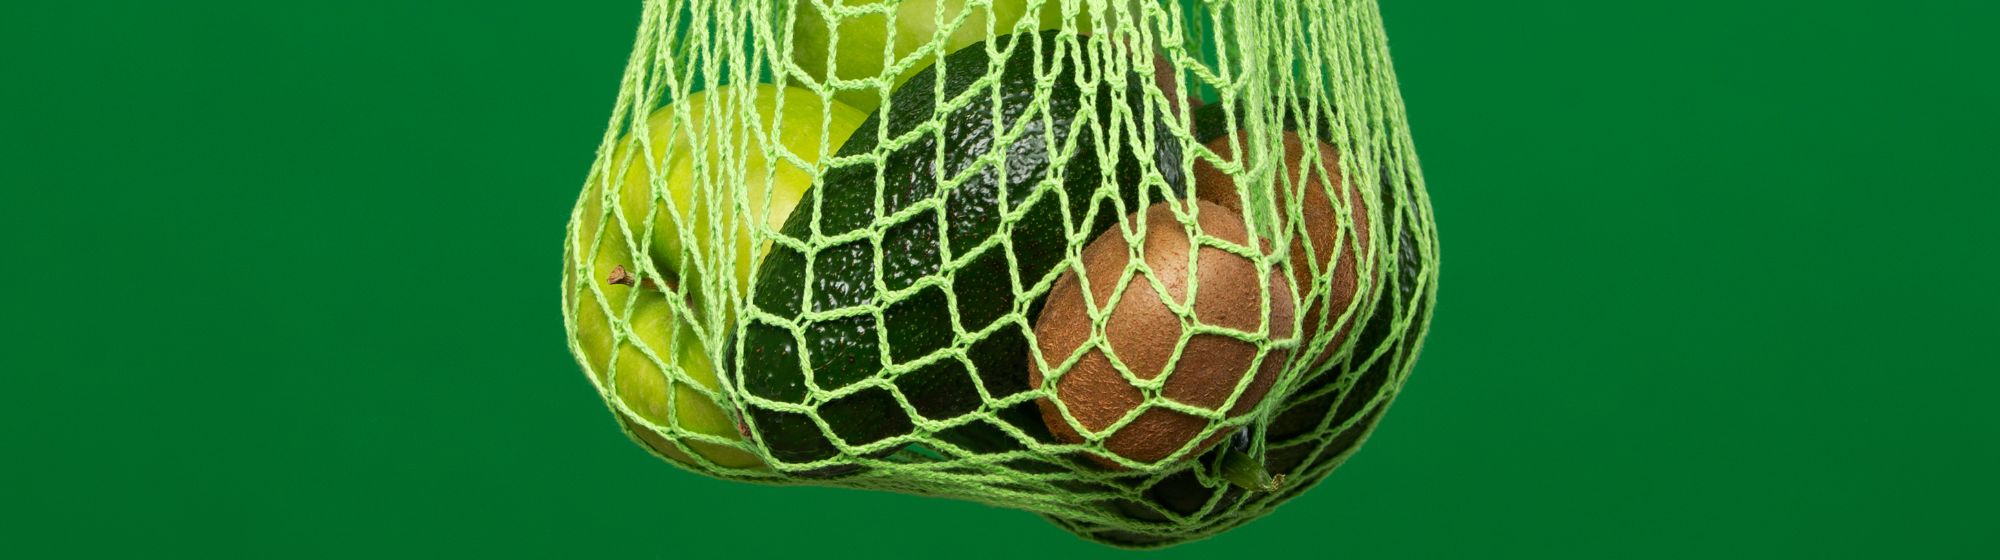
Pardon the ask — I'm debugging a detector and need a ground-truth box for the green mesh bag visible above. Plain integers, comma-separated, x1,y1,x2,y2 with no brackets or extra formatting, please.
560,0,1437,548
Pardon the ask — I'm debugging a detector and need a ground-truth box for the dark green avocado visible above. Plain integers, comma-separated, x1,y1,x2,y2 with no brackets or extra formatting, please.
738,31,1187,470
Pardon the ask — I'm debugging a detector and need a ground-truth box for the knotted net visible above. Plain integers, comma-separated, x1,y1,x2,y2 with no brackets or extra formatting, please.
561,0,1437,548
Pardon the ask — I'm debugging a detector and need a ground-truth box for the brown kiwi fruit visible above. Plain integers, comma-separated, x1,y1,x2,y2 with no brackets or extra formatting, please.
1030,200,1297,467
1193,131,1374,372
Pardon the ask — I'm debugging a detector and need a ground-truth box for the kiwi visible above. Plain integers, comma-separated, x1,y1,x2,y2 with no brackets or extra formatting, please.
1030,200,1296,467
1193,131,1373,372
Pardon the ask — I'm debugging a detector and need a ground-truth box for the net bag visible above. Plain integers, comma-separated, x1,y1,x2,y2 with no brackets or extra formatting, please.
561,0,1438,548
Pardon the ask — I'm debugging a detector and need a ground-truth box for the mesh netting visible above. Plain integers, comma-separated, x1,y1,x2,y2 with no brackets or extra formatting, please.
560,0,1437,548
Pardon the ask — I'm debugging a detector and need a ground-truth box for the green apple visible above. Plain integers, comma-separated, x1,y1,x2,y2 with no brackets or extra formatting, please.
564,85,864,469
605,293,759,470
789,0,1069,112
790,1,1175,112
608,84,866,307
566,191,764,469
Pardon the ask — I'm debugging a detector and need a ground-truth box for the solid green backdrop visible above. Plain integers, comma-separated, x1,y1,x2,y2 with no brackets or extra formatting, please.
2,1,1994,558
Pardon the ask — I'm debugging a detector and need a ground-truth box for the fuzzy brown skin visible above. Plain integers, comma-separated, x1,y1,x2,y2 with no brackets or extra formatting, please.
1031,201,1297,467
1193,131,1374,372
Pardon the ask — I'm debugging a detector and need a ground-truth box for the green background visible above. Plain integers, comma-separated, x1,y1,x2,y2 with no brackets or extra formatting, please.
4,1,1995,557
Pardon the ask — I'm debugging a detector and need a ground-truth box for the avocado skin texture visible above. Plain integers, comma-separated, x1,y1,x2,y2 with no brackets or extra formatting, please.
741,31,1187,468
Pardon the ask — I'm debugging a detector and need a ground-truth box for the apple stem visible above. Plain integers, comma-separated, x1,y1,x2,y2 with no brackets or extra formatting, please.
607,265,676,292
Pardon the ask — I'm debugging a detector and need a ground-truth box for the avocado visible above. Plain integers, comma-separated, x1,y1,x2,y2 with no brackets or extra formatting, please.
739,31,1188,469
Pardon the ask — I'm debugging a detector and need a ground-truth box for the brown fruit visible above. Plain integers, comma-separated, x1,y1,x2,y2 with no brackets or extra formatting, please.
1030,200,1297,468
1194,131,1373,372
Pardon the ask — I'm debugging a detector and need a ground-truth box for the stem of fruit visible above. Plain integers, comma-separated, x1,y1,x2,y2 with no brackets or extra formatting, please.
607,264,675,292
1219,447,1284,492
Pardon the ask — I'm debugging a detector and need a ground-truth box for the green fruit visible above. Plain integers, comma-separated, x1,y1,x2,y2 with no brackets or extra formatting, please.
610,300,751,467
565,85,864,469
564,222,761,469
789,0,1064,112
741,31,1188,470
609,85,867,307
